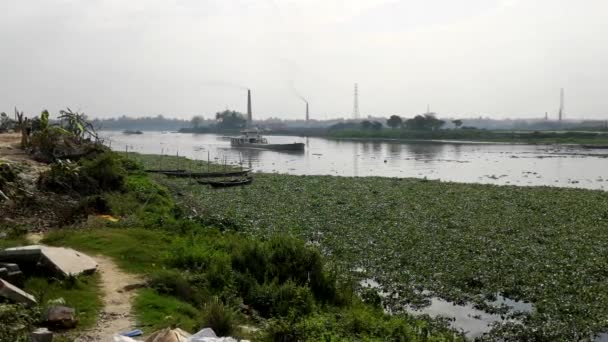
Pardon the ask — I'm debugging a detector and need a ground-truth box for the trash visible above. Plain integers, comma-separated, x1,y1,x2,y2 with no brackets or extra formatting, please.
190,328,217,338
96,214,119,222
121,329,144,337
45,305,78,329
0,278,37,306
186,328,238,342
30,327,53,342
145,328,191,342
0,245,98,277
111,334,139,342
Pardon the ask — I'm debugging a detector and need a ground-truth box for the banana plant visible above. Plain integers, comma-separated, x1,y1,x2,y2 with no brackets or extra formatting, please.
58,108,98,142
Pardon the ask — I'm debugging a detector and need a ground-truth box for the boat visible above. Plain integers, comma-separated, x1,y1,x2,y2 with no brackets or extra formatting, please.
154,169,251,178
582,145,608,149
230,129,305,151
198,177,253,188
123,130,143,135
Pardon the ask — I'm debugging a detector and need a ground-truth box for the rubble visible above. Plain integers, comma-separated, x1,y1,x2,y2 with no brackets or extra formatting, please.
0,245,98,277
30,327,53,342
0,278,37,306
45,305,78,329
0,262,24,285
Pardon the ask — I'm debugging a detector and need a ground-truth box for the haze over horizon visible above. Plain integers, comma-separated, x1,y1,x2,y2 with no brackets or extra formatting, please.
1,0,607,120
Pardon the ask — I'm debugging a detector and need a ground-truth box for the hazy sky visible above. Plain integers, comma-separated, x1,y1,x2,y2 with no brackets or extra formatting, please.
1,0,607,120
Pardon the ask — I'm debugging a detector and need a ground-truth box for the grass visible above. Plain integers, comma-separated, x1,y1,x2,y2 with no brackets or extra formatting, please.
134,289,202,332
24,275,102,329
43,228,171,274
159,172,608,340
126,153,240,173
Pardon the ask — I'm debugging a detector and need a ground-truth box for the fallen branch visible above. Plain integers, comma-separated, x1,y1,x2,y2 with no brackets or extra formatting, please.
0,189,9,201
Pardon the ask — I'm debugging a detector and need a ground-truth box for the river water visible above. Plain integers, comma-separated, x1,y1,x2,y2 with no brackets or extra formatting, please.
102,131,608,190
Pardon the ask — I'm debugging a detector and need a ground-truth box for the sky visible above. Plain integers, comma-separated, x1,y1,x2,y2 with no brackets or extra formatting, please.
0,0,607,120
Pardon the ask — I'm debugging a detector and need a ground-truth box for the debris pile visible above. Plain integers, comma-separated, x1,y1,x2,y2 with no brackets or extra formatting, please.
0,244,99,340
111,327,247,342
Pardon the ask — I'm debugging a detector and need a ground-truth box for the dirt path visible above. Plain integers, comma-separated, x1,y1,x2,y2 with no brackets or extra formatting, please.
76,255,142,341
26,233,142,341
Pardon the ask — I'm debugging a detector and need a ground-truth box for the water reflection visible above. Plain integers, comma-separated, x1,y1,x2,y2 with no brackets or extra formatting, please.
101,132,608,190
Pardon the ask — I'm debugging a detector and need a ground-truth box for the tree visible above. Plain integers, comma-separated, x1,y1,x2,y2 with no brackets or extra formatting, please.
404,114,445,131
386,115,403,129
215,110,246,129
452,119,463,128
360,120,373,130
191,115,204,129
361,120,383,131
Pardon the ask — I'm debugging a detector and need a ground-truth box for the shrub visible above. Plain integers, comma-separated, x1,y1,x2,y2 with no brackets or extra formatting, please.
0,304,39,342
39,152,126,195
248,281,314,318
202,297,235,337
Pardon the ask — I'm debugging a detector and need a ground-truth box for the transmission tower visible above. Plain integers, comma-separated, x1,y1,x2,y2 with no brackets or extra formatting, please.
558,88,564,121
353,83,360,119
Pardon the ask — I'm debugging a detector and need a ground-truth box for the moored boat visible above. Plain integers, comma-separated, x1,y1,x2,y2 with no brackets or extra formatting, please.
230,129,304,151
198,177,253,188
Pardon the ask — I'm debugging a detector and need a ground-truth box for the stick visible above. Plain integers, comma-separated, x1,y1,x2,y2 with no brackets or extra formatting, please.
0,189,9,201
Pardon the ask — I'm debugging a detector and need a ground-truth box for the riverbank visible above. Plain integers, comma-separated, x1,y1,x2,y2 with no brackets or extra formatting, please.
326,128,608,145
150,165,608,340
1,137,460,341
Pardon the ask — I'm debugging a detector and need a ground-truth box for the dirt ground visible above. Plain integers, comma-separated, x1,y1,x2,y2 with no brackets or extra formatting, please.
26,233,142,341
75,255,142,342
0,132,74,231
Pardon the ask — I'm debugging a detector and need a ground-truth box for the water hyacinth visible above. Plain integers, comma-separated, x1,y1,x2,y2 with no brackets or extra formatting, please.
157,172,608,340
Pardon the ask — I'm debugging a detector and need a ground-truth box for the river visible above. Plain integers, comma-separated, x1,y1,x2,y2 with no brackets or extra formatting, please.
101,131,608,191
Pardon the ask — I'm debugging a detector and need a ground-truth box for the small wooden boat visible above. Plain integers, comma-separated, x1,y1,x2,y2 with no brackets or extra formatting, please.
198,177,253,188
159,170,251,178
582,145,608,149
145,169,187,173
230,129,305,151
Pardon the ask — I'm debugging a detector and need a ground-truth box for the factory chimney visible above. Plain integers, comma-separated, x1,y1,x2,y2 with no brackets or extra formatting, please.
247,89,252,127
306,102,309,121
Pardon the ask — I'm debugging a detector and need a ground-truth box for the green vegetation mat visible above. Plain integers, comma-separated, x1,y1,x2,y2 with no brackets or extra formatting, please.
160,173,608,340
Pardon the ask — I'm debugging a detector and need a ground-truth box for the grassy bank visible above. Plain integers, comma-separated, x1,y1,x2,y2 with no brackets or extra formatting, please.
35,152,459,341
157,172,608,340
328,128,608,145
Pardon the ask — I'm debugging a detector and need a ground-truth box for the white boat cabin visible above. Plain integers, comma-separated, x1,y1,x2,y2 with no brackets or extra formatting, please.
231,129,268,145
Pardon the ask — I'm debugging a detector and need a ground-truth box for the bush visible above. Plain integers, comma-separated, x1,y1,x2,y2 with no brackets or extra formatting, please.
202,297,235,337
0,304,39,342
248,281,315,318
39,152,126,195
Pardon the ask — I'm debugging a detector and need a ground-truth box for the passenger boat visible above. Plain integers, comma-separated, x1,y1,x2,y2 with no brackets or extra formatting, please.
230,129,304,151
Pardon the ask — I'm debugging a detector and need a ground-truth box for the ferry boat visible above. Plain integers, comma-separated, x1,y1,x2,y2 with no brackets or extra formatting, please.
230,129,304,151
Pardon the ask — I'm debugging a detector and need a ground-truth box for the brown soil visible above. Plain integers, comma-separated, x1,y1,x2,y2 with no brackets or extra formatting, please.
75,255,142,342
0,133,81,231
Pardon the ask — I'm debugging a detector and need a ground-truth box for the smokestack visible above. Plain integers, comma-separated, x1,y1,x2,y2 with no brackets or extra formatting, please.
247,89,252,127
306,102,309,121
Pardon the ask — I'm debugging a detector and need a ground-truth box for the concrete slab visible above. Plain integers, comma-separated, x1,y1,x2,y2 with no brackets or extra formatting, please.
40,246,98,277
0,245,98,277
0,278,37,306
0,245,44,264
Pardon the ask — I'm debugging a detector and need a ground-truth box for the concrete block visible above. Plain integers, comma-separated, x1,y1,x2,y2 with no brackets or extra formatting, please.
0,278,37,306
